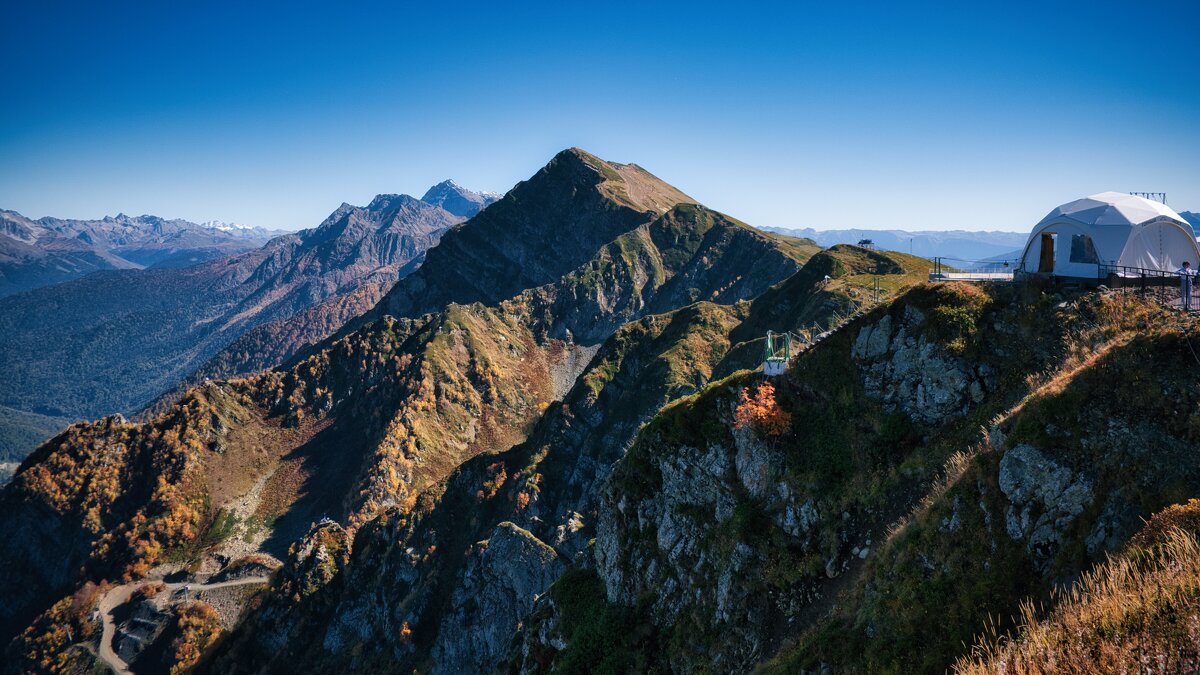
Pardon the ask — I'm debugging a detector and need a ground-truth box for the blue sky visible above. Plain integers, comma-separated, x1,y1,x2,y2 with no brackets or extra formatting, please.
1,1,1196,231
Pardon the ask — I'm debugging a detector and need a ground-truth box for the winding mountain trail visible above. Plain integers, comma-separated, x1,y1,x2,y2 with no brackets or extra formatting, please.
97,576,269,675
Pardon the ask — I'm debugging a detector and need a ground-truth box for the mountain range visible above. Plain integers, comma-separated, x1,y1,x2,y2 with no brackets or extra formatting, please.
766,208,1198,267
0,181,499,465
3,149,1200,675
0,211,290,298
761,226,1028,263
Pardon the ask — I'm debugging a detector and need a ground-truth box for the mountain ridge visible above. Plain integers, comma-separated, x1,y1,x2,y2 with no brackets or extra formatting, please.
0,210,289,297
0,149,808,668
0,191,463,422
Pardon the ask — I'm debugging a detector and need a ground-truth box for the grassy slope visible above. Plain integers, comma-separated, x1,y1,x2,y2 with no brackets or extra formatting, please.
565,279,1200,674
756,290,1200,673
954,499,1200,674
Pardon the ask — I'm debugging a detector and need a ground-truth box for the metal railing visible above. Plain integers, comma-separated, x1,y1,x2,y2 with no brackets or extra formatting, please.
929,257,1018,282
1098,263,1199,311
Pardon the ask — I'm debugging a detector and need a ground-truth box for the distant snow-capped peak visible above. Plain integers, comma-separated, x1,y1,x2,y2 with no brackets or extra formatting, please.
200,220,255,232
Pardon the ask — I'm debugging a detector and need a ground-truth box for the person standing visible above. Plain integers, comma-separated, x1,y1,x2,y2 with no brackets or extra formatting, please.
1178,261,1195,311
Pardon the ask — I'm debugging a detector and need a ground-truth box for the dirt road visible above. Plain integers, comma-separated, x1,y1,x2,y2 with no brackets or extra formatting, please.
97,576,268,674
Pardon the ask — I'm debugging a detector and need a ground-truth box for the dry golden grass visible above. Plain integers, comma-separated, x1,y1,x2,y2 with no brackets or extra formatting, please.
955,503,1200,674
201,406,321,508
598,158,696,214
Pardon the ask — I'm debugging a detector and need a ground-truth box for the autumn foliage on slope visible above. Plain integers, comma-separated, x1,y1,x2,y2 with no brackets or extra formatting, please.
168,601,223,675
3,582,103,674
734,382,792,437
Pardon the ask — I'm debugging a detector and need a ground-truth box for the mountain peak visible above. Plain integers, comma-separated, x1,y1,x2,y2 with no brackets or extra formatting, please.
420,180,500,219
366,193,419,212
376,149,703,322
550,147,696,215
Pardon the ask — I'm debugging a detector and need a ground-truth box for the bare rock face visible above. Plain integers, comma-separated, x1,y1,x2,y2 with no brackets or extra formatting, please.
999,444,1094,561
511,592,570,674
430,523,564,674
594,419,826,673
258,521,353,657
852,305,993,424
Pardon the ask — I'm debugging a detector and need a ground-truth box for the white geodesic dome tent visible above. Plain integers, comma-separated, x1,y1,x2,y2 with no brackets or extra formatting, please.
1019,192,1199,279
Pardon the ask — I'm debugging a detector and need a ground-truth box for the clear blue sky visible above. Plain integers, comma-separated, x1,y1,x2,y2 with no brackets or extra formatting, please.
1,1,1197,232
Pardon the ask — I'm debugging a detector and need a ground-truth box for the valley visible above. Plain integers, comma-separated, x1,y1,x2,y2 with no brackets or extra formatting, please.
0,183,498,465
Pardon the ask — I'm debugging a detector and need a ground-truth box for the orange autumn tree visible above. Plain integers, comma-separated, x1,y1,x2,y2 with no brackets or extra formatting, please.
734,382,792,437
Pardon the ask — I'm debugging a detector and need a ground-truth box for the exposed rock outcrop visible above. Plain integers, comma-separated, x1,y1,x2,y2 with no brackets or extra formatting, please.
430,523,564,674
998,444,1094,561
852,304,994,424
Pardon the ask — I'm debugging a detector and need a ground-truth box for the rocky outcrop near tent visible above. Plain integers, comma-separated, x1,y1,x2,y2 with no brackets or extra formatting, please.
851,302,996,425
997,443,1094,563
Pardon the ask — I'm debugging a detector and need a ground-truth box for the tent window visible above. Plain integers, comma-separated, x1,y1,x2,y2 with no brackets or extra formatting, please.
1069,234,1099,264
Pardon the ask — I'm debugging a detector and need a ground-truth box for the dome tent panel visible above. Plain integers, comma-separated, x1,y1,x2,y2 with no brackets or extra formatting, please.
1118,220,1200,271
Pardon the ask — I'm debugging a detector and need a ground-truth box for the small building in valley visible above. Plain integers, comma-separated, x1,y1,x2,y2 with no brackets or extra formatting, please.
1018,192,1199,280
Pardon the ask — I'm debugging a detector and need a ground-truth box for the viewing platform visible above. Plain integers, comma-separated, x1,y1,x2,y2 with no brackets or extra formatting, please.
928,270,1015,282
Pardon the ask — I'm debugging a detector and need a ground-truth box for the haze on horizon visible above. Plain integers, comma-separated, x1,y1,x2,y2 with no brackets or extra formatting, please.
1,1,1196,233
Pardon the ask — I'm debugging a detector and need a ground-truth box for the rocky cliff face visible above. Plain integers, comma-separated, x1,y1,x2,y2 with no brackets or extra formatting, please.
852,303,996,423
429,523,564,673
